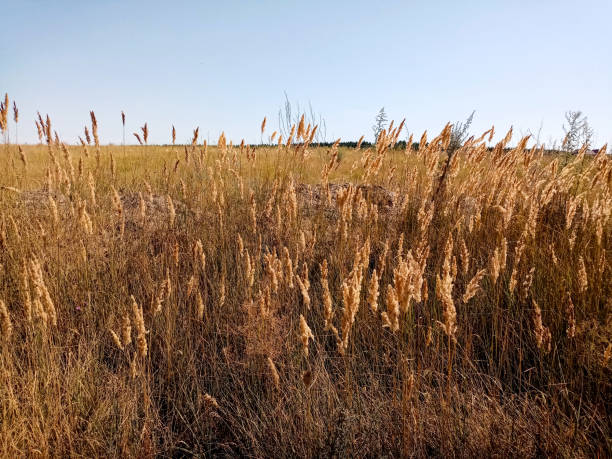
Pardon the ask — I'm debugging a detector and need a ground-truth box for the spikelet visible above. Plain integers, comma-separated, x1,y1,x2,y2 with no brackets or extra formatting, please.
110,152,116,179
244,250,255,289
421,278,429,304
532,300,551,353
462,269,486,303
320,260,337,335
603,344,612,367
35,121,44,142
111,186,124,236
45,115,52,145
577,256,588,293
29,259,56,327
255,288,270,317
18,146,27,168
282,247,294,288
459,236,470,276
237,234,244,257
196,292,204,320
173,242,179,269
154,268,172,315
390,250,425,313
186,275,197,297
249,189,257,233
299,231,307,255
379,238,390,276
286,179,298,223
297,114,305,140
131,296,147,358
392,258,410,312
296,263,311,309
141,123,148,144
267,356,280,389
568,231,576,252
549,244,558,266
203,394,219,410
79,240,87,263
144,181,153,203
519,267,535,301
299,314,314,356
367,269,380,312
499,237,508,273
261,116,267,134
509,237,526,293
566,294,576,338
90,111,99,146
110,329,123,351
0,299,12,341
8,215,21,241
194,240,206,272
79,203,93,236
167,195,176,228
340,247,366,351
381,285,400,332
138,192,147,224
20,261,32,322
121,314,132,347
489,247,501,285
264,252,279,293
436,236,456,341
396,233,405,258
32,298,48,331
356,135,364,150
87,172,97,208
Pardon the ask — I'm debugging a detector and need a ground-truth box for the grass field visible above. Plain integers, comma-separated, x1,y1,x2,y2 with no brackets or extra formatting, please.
0,112,610,457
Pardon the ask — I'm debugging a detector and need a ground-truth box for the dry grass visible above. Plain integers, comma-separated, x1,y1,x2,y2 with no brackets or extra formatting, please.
0,107,610,457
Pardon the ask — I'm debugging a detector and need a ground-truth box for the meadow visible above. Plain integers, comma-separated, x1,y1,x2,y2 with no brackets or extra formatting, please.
0,105,610,457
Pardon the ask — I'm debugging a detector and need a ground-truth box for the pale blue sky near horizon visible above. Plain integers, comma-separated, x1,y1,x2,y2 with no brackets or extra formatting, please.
1,0,611,146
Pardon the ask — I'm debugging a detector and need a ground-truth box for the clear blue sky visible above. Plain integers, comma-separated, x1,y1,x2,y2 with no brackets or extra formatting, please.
2,0,611,146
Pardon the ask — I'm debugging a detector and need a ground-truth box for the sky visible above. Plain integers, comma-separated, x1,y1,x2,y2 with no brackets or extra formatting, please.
1,0,611,146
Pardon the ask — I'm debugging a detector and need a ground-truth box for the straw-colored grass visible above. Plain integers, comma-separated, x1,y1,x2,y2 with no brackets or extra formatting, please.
0,104,610,457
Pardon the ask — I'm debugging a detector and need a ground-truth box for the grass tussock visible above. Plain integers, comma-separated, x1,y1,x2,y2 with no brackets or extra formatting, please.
0,105,611,457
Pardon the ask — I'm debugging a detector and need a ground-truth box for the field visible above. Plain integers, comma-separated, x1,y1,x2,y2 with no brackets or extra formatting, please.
0,113,610,457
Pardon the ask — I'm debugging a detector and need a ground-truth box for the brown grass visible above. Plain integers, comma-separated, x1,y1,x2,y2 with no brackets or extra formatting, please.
0,109,610,457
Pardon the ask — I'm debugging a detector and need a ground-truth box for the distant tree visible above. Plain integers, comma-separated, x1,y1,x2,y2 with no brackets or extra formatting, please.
448,110,475,153
562,110,593,152
372,107,388,143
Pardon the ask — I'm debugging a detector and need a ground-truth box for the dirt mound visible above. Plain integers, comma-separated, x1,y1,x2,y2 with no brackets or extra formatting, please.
2,187,186,231
295,183,398,215
4,183,398,229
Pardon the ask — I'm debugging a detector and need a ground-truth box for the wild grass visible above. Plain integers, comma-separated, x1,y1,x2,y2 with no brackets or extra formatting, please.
0,103,610,457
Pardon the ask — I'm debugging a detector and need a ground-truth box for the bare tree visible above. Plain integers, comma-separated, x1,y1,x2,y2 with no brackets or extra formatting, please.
448,110,475,153
433,111,475,202
372,107,388,143
562,110,593,152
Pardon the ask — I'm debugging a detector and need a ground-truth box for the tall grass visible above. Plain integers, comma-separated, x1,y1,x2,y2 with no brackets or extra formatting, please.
0,104,610,457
